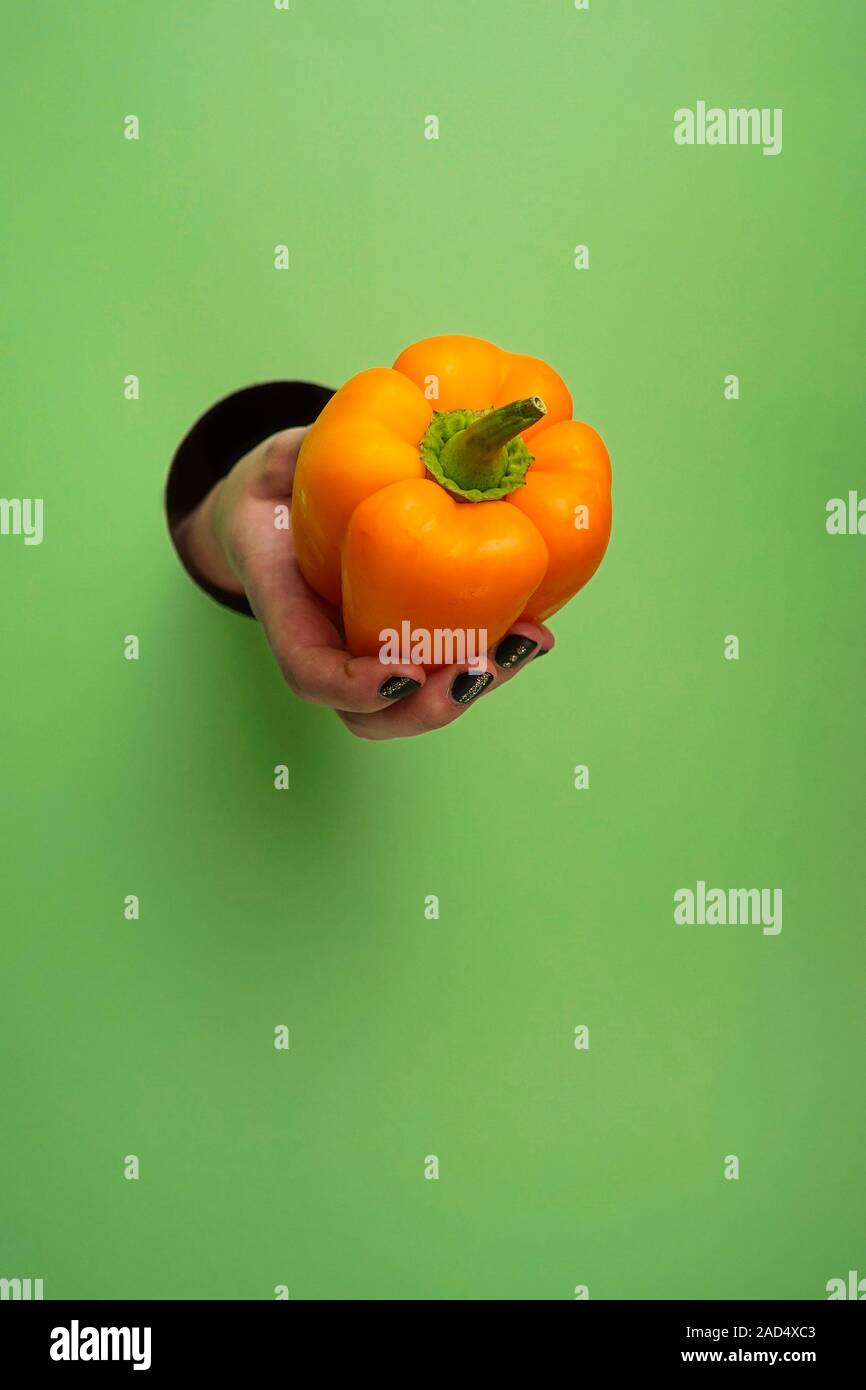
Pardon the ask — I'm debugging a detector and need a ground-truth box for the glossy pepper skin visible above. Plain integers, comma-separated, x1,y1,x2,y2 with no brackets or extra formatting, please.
292,334,612,663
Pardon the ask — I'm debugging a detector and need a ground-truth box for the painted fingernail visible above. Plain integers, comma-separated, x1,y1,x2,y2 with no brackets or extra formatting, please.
378,676,422,701
450,671,494,705
534,645,552,659
494,634,538,669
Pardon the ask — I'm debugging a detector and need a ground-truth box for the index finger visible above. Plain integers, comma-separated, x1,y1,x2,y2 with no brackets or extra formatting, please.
249,562,426,714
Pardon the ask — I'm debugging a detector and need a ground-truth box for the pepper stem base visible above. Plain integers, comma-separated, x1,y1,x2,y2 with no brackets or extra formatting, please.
420,396,547,501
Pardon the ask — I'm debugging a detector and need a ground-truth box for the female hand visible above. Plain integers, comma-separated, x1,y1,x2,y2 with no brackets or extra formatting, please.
173,428,553,740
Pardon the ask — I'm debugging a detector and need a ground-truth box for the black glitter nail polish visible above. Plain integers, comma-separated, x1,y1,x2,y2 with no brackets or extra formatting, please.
494,634,538,668
450,671,494,705
378,676,422,700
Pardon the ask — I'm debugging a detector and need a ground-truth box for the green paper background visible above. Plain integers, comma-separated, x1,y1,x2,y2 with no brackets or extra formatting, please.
2,0,864,1300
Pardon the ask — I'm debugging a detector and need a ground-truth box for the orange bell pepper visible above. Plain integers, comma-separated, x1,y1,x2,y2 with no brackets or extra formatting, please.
292,334,612,663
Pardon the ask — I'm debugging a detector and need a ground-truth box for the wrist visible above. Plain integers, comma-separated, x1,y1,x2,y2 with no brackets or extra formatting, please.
175,480,245,596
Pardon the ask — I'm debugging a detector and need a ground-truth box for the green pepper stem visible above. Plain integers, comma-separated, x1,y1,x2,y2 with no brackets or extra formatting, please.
438,396,547,493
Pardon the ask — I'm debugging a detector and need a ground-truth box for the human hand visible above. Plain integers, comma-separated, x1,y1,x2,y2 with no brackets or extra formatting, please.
174,429,554,740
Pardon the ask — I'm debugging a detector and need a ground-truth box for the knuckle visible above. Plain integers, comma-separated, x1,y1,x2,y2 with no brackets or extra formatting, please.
278,660,304,701
259,435,294,494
